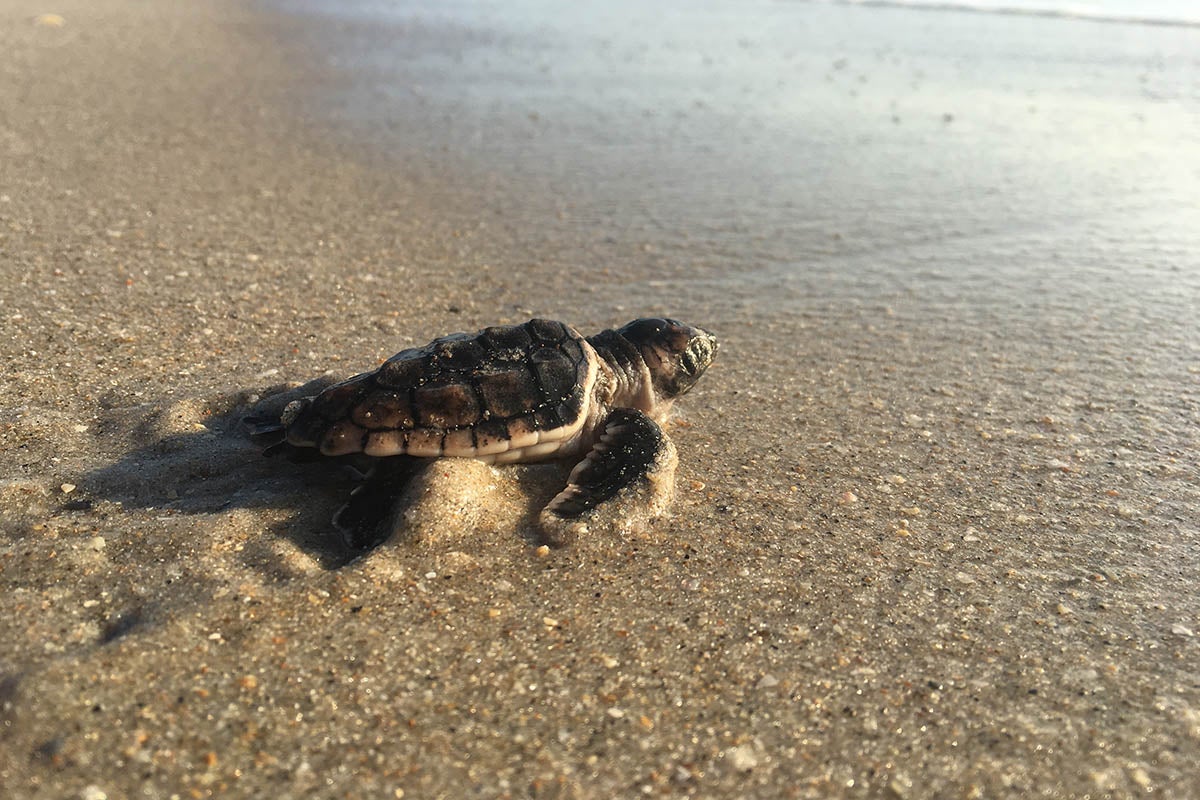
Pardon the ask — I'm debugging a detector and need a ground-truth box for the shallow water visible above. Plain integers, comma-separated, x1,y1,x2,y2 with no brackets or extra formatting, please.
284,0,1200,298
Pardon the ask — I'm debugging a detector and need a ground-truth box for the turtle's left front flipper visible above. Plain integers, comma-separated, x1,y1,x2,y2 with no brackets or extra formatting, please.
334,456,428,551
540,409,678,547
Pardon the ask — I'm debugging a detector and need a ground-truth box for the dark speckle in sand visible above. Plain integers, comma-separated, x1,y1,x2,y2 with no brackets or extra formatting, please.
99,607,146,645
31,737,64,764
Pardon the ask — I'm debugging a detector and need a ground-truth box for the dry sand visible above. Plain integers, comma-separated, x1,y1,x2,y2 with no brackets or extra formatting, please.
2,1,1199,798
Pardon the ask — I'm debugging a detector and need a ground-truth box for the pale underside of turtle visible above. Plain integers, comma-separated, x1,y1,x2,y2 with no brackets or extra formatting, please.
249,318,717,548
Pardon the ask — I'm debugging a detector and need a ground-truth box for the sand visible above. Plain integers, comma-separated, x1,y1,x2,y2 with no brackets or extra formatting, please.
2,0,1198,797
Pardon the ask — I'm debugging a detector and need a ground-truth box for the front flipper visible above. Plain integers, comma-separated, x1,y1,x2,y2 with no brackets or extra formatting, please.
334,456,427,551
540,409,679,547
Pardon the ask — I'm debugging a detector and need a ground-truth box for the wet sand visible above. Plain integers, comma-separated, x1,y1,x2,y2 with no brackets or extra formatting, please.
2,0,1199,797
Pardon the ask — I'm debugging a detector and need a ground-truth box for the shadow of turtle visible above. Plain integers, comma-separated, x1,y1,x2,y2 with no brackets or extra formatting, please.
79,377,368,570
81,373,579,574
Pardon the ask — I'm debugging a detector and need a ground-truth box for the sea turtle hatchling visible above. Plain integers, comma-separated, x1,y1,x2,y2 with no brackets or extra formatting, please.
249,318,718,548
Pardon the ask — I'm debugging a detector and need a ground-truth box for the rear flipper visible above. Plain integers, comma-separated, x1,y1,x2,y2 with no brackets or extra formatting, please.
334,457,428,550
243,412,285,445
539,408,678,547
243,414,326,462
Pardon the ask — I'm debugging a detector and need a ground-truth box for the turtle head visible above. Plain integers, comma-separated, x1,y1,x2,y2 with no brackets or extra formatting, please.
617,318,718,400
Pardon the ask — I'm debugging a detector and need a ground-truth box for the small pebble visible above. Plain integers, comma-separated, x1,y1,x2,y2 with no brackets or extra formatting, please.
542,616,559,628
837,490,858,505
87,536,106,551
1171,624,1194,637
439,550,478,575
727,743,758,771
61,483,77,494
606,707,625,719
889,773,914,798
535,545,551,557
1128,767,1152,789
1065,667,1099,683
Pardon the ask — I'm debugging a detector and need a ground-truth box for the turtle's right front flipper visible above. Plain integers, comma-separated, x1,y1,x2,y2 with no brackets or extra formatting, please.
334,456,428,551
539,409,678,547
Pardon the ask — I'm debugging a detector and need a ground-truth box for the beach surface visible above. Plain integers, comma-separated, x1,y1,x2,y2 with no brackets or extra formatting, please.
2,0,1198,797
